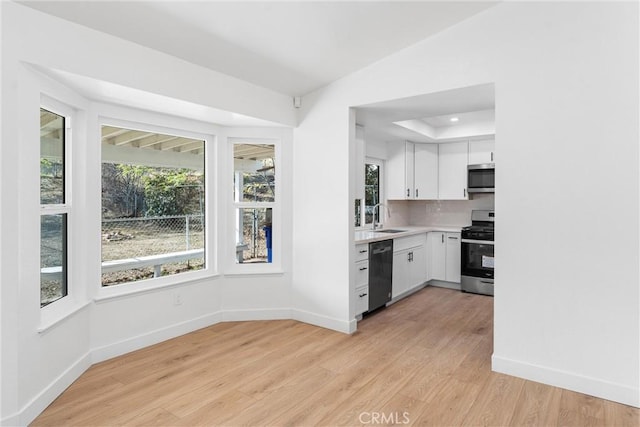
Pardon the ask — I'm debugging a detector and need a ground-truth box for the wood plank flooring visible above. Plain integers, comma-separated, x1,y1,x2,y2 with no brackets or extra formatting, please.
32,287,638,426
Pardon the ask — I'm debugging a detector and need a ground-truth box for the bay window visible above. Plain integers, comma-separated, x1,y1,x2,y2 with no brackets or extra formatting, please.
40,107,69,307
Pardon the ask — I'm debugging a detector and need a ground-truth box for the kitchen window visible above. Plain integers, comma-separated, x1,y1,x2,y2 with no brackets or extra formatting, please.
356,158,384,228
40,107,70,307
365,161,381,225
232,142,276,264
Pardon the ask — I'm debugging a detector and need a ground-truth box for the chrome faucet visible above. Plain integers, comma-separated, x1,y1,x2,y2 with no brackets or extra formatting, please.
372,203,389,230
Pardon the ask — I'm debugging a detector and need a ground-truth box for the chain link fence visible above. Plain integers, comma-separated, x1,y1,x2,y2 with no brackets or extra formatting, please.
101,215,204,285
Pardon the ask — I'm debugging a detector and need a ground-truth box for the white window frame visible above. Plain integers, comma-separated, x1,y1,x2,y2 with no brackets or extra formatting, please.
96,112,217,300
39,96,77,324
356,156,385,229
227,137,281,274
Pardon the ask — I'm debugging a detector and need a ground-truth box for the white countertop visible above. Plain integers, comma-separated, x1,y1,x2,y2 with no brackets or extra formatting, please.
354,225,465,244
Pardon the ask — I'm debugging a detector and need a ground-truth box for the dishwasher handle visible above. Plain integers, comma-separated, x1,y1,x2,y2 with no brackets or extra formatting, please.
371,246,392,255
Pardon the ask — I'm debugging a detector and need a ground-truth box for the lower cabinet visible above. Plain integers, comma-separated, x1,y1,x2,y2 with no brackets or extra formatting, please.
392,234,427,299
355,285,369,315
428,231,461,283
354,244,370,317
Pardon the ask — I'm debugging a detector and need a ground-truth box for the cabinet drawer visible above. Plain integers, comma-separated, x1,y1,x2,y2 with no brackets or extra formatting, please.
355,285,369,316
355,244,369,262
394,233,426,252
355,260,369,287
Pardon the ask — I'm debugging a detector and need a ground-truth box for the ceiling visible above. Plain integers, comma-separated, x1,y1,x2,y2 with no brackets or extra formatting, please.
355,83,495,143
21,1,498,97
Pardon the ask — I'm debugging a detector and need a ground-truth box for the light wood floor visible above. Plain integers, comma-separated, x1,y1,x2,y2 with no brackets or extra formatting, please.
33,287,638,426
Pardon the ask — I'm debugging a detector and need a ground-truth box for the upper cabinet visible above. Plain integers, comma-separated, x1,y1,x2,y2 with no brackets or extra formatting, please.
414,144,439,200
468,138,495,165
355,126,366,201
387,141,438,200
387,138,495,201
438,141,468,200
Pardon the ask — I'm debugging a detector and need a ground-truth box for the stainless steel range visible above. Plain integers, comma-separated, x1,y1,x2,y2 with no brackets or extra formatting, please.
461,210,494,296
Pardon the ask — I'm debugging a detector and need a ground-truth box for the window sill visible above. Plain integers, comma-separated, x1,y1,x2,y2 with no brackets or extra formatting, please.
223,270,285,278
94,271,220,303
38,300,92,334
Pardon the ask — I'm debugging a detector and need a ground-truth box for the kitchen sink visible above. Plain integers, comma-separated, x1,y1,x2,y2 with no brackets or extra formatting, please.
375,229,406,233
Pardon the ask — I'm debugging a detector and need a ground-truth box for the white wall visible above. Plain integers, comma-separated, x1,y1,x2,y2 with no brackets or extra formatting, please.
0,3,296,425
294,1,639,407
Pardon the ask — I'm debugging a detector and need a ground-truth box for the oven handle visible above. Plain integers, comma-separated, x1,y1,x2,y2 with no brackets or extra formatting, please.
461,239,494,245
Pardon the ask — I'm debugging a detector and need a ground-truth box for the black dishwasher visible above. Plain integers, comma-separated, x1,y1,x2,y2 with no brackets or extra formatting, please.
368,239,393,311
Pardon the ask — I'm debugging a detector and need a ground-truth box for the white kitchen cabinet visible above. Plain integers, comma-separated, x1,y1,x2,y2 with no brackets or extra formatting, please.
387,141,438,200
428,231,461,283
438,142,468,200
468,138,495,165
355,285,369,316
387,142,409,199
445,233,461,283
355,126,366,201
354,243,369,317
428,232,446,281
392,250,410,298
392,234,427,299
413,143,438,199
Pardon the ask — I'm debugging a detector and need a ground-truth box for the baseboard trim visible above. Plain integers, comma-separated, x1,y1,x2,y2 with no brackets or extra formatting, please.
91,311,223,364
492,354,640,408
2,352,92,427
427,280,461,291
220,308,291,322
291,308,355,334
6,307,356,426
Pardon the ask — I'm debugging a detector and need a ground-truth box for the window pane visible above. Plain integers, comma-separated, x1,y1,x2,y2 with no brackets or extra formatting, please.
235,208,272,264
233,144,275,202
101,126,205,286
41,214,67,307
40,108,65,204
365,163,380,224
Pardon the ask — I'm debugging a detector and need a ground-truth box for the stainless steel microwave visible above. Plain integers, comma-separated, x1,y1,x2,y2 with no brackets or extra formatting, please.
467,163,495,193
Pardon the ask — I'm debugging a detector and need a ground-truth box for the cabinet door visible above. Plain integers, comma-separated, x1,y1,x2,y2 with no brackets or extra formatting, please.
387,142,409,199
355,126,366,201
405,142,415,199
408,244,427,291
468,138,495,164
414,143,438,200
445,232,461,283
392,250,409,298
429,232,446,281
438,142,468,200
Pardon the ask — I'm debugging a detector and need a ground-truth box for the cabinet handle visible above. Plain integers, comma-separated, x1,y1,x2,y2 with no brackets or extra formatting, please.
448,236,458,240
491,152,494,162
358,250,367,253
415,188,418,198
407,188,410,198
464,188,467,198
441,234,444,243
359,267,367,271
359,293,368,298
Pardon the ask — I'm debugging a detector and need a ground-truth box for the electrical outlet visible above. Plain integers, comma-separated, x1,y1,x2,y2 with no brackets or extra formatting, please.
174,293,182,306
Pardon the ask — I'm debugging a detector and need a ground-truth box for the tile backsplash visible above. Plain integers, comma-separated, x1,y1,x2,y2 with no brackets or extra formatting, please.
387,193,494,227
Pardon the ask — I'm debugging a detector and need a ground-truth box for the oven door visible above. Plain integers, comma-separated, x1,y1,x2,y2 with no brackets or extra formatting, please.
461,239,494,279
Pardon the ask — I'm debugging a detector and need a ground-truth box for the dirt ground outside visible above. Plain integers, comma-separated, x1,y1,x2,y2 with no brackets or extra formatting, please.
101,216,205,286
